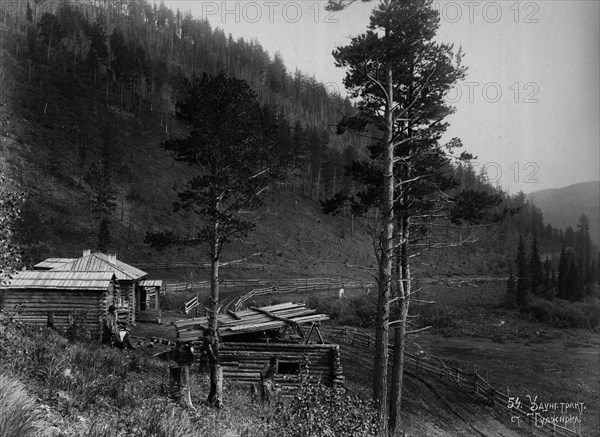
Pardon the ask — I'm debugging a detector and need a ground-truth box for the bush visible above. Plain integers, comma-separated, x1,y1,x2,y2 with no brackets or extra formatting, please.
553,303,587,328
306,294,376,328
527,299,555,324
263,385,380,437
525,298,600,329
0,374,39,437
65,311,91,343
414,305,456,329
575,298,600,329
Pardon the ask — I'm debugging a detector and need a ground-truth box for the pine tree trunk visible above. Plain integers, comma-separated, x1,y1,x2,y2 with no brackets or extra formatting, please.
373,10,394,432
209,234,220,331
209,221,223,408
389,214,410,434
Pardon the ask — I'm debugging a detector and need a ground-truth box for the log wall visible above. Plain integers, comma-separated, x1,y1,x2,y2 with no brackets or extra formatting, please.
2,288,105,339
215,342,344,392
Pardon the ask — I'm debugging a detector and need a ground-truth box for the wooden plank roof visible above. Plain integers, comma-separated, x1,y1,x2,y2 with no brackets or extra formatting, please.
174,302,329,337
138,279,162,287
33,258,77,270
57,253,147,281
3,270,116,290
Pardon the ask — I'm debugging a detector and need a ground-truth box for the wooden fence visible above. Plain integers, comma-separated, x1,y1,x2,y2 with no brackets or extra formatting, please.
161,276,501,294
318,326,582,437
132,262,266,270
231,278,375,311
162,277,375,296
183,296,199,315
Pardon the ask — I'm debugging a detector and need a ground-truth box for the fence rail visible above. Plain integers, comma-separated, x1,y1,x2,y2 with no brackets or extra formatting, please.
162,275,502,295
231,278,375,311
132,262,266,270
162,277,375,296
183,297,199,315
318,326,582,437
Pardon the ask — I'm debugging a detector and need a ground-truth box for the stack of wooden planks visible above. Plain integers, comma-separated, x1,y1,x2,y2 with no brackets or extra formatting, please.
173,302,330,342
173,317,206,343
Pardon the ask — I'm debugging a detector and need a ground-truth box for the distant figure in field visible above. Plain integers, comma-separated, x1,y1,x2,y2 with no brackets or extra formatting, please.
338,287,345,299
260,356,278,403
102,304,135,349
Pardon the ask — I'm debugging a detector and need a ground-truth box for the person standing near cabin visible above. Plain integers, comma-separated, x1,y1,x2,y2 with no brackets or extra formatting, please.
102,304,120,347
260,356,278,403
102,304,135,349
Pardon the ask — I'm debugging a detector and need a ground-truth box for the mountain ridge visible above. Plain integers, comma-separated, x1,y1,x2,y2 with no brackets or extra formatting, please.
528,180,600,244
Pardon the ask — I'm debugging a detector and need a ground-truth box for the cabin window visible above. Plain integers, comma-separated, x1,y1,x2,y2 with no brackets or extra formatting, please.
277,361,300,375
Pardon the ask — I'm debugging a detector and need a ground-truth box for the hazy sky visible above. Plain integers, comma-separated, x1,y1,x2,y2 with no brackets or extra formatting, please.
164,0,599,194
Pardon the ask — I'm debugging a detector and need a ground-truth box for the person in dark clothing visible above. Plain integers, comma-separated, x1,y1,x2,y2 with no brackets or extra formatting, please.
102,304,135,349
260,356,278,403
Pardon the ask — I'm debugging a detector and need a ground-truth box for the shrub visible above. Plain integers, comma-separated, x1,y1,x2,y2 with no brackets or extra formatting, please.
525,298,600,329
263,385,380,437
553,303,587,329
575,298,600,329
414,305,456,329
65,311,92,343
0,374,39,437
344,295,376,328
527,299,555,324
306,294,376,328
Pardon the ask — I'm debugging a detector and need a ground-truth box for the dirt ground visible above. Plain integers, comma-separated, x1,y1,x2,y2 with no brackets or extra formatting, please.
413,284,599,436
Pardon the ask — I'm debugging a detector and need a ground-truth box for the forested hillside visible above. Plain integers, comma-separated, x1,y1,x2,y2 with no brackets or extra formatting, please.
0,0,595,285
528,181,600,245
0,0,368,267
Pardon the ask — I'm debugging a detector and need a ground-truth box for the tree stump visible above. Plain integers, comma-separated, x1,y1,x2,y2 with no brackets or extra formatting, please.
207,364,223,408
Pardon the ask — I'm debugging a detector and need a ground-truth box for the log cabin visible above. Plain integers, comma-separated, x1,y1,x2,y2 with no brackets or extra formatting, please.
172,302,345,393
36,250,160,324
0,270,117,339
